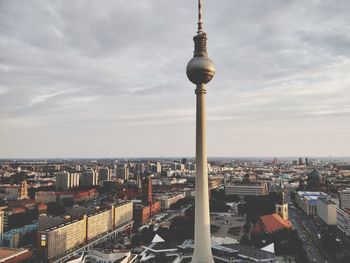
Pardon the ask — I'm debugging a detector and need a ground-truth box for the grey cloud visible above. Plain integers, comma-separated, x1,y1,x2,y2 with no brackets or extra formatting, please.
0,0,349,157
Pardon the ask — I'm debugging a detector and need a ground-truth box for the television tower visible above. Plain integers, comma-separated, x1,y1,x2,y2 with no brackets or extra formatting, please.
186,1,215,262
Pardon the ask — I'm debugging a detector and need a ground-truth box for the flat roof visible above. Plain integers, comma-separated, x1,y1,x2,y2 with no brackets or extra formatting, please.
0,247,31,260
228,182,266,187
318,197,336,205
221,243,275,260
297,191,329,204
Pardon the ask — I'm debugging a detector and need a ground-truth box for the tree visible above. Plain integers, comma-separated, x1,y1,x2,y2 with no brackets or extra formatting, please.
210,200,230,212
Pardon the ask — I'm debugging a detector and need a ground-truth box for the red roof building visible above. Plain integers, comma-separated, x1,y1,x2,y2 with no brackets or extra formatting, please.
253,213,292,236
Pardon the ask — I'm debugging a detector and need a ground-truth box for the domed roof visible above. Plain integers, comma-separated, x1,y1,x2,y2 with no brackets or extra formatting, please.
308,170,320,179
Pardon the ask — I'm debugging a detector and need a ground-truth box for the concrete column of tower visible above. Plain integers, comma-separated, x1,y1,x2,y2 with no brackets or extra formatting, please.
186,1,215,262
192,83,213,262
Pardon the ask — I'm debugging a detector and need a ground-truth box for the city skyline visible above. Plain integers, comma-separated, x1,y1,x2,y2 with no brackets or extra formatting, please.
1,0,350,158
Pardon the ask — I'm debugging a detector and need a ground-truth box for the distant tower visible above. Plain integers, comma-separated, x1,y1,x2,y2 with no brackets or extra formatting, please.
298,157,303,166
186,1,215,262
276,191,288,220
19,180,28,199
141,175,152,206
137,172,142,190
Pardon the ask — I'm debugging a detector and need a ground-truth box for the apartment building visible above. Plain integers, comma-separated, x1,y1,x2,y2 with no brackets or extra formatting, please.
225,182,268,198
38,201,133,261
339,188,350,209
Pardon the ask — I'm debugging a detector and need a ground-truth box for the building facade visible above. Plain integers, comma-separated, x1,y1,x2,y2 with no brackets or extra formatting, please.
116,166,129,181
81,168,98,187
337,208,350,237
317,197,337,225
35,191,57,204
99,167,111,182
0,210,4,246
339,188,350,209
225,182,268,198
86,209,113,241
159,193,186,210
39,217,87,260
37,201,133,261
296,191,329,216
38,214,65,231
56,171,80,191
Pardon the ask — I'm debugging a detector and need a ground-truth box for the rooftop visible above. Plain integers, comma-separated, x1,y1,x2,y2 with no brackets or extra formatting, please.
297,191,329,204
318,197,337,205
259,213,292,234
228,182,266,187
0,247,32,262
221,243,275,261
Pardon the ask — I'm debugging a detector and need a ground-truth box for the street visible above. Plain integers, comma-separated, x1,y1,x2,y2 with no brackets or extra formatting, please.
289,206,327,263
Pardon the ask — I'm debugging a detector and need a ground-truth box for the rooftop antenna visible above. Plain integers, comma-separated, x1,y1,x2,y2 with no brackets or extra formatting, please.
197,0,203,33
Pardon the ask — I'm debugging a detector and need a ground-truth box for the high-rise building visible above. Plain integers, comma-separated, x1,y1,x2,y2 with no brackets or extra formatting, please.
339,188,350,209
186,0,215,261
38,214,65,231
141,175,152,206
18,180,28,199
81,168,98,187
0,210,4,246
317,197,337,225
337,208,350,237
185,162,196,171
55,171,80,191
116,165,129,180
155,162,162,174
298,157,303,166
137,163,146,174
37,201,133,261
99,167,111,182
296,191,330,216
306,170,322,191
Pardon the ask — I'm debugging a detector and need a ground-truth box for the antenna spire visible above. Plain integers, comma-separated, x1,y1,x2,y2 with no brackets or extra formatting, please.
197,0,203,33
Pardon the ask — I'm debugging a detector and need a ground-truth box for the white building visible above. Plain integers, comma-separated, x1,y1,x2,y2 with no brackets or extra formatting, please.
155,162,162,174
81,169,99,187
339,188,350,209
317,197,337,225
337,208,350,237
99,167,111,182
56,171,80,191
116,166,129,180
0,210,4,246
296,191,329,216
225,182,268,198
159,193,186,210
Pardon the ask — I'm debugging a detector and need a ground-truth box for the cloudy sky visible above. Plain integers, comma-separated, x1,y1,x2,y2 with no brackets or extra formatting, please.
1,0,350,158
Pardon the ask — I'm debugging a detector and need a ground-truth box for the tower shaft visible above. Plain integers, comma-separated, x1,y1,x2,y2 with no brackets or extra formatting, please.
192,84,214,263
187,1,215,261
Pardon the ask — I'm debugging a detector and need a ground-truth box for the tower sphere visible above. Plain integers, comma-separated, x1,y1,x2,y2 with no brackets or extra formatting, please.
186,56,215,85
